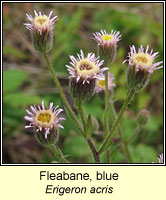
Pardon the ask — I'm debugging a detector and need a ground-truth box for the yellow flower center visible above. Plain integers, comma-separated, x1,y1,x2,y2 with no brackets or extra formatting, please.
97,79,105,89
35,110,54,128
75,59,99,78
34,15,49,29
101,34,114,42
132,53,153,68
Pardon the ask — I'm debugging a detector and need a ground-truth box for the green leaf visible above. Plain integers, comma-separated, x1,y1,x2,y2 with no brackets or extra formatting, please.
63,135,90,157
84,97,103,120
4,92,43,108
130,143,157,163
122,117,137,139
3,69,28,93
110,144,121,163
144,116,162,132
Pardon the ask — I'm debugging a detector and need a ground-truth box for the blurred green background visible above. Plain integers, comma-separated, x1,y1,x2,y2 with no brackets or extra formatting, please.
3,2,163,163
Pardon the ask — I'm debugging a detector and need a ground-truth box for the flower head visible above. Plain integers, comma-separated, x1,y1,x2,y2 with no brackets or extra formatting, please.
93,30,121,63
124,45,163,73
95,72,115,93
157,153,163,163
24,10,58,35
93,30,121,48
67,50,107,83
124,45,163,92
24,10,58,52
66,50,108,100
24,101,65,141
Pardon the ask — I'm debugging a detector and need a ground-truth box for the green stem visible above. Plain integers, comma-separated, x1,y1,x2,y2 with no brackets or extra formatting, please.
87,138,101,163
110,98,127,137
122,142,133,163
111,144,121,160
76,98,87,131
49,144,69,163
109,98,118,131
127,125,141,144
104,70,110,163
104,70,109,137
109,98,133,163
43,52,100,163
110,100,132,163
76,99,101,163
99,89,135,155
43,52,84,136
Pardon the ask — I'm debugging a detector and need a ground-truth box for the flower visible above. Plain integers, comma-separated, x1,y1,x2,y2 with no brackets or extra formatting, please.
24,10,58,36
93,29,121,63
157,153,163,163
124,45,163,92
95,72,115,93
24,10,58,52
93,30,121,48
24,100,65,140
124,45,163,73
66,50,108,100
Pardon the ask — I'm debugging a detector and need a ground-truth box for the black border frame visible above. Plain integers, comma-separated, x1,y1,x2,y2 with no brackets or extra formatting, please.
1,0,165,166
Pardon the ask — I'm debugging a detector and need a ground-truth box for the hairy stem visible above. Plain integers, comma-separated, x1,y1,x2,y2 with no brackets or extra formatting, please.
99,89,135,155
43,52,84,136
104,70,110,163
43,52,100,163
76,98,87,131
87,139,101,163
109,98,133,163
104,70,109,137
76,99,101,163
49,144,69,163
127,125,142,144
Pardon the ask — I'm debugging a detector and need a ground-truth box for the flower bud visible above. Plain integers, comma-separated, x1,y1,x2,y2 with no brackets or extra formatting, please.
137,109,150,125
98,44,116,64
93,30,121,64
24,100,65,146
126,65,150,92
34,126,59,146
69,78,96,100
32,28,53,53
66,50,108,101
124,45,163,92
24,10,58,53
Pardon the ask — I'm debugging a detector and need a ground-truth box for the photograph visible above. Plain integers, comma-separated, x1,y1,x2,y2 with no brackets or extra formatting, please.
2,2,164,164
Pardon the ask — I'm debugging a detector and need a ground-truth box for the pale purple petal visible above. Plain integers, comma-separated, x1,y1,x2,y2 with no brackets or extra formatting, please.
49,102,54,111
24,116,33,122
48,10,53,19
123,44,163,73
24,10,58,35
24,100,65,139
41,100,45,110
